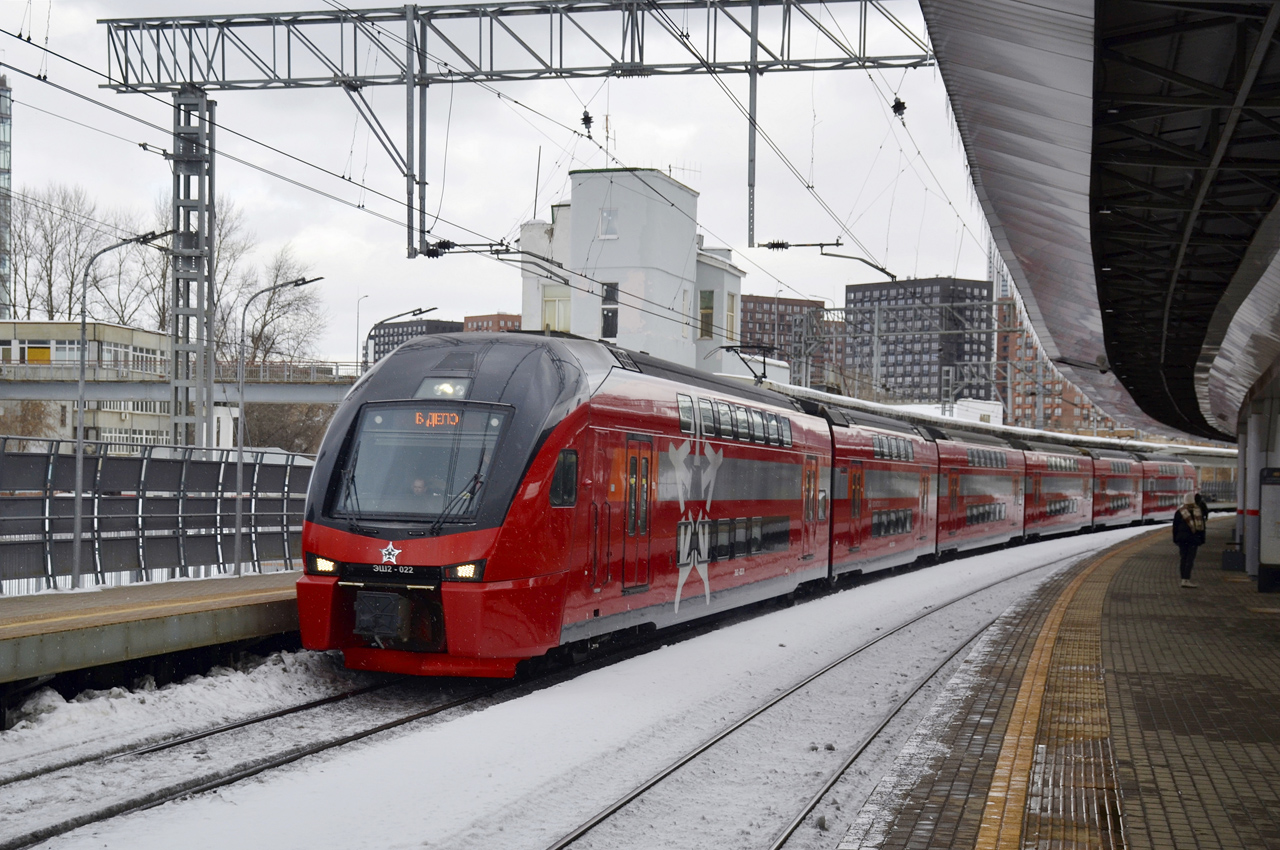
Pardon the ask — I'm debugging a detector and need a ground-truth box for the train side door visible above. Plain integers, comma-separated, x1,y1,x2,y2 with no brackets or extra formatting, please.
919,469,930,541
622,437,653,590
801,455,819,560
847,461,863,551
594,431,623,590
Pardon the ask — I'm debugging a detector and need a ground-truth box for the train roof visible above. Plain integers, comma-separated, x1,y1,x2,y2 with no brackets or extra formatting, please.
919,426,1014,448
1006,438,1092,456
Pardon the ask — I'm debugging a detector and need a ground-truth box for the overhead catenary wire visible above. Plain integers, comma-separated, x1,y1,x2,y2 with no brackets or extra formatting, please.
327,0,914,309
0,29,493,243
5,15,847,342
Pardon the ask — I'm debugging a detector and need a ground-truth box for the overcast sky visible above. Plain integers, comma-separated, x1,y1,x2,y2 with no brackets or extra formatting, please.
2,0,990,362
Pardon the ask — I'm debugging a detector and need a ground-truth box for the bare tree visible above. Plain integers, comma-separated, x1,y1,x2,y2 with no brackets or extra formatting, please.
245,403,336,453
0,400,58,444
237,244,326,363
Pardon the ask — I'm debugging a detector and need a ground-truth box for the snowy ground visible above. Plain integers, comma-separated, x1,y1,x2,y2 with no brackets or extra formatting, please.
2,526,1156,850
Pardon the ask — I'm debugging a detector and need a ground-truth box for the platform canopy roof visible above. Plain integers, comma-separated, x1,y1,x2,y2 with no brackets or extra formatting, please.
920,0,1280,441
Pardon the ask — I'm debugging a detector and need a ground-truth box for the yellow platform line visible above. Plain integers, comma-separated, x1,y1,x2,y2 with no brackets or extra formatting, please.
0,587,297,639
974,533,1153,850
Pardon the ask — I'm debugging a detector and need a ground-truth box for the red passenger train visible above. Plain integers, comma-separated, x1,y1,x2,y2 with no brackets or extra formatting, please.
297,334,1195,677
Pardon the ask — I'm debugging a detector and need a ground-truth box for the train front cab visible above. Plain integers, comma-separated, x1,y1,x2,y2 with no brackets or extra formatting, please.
825,407,936,577
1016,442,1093,537
1138,454,1196,523
297,334,624,678
1089,450,1144,527
930,429,1025,554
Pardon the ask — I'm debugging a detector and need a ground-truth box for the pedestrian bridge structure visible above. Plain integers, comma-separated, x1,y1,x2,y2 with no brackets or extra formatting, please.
0,359,359,404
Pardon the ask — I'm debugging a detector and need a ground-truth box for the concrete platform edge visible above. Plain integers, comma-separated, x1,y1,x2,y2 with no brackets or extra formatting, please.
0,600,299,685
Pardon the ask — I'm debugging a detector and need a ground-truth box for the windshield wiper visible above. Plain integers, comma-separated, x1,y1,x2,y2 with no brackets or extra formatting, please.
429,447,487,536
342,441,377,535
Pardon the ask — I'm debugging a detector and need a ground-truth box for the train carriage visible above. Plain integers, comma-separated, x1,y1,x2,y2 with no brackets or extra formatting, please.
1089,450,1144,527
928,429,1026,554
1014,441,1094,537
1137,454,1197,523
823,405,937,576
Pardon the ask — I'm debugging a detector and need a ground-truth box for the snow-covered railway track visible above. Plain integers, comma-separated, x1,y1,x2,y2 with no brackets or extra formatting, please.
543,551,1087,850
0,683,500,850
0,678,404,791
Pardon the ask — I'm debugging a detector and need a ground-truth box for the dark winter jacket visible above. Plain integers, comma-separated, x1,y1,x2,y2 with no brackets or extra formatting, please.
1173,504,1206,548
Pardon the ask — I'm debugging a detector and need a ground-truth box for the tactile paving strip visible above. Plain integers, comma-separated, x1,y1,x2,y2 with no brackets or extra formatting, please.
838,560,1098,850
1016,548,1127,850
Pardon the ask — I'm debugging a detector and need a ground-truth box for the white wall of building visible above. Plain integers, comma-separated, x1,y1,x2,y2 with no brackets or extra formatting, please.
520,169,744,373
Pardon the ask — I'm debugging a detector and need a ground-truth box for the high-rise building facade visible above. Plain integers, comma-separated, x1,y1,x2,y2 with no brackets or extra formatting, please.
364,317,463,365
739,295,847,387
464,313,522,333
843,277,994,403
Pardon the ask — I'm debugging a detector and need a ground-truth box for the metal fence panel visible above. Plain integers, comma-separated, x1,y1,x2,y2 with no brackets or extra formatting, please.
0,453,49,491
0,437,314,595
0,542,46,581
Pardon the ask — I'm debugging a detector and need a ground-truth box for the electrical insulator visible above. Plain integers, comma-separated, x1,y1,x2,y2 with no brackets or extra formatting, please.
891,97,906,119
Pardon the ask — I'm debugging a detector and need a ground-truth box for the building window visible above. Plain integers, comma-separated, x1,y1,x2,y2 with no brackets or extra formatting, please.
601,282,619,338
599,209,619,239
726,293,737,343
542,284,571,333
699,290,715,339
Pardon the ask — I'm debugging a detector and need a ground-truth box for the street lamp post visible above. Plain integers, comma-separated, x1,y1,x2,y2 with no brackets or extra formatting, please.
367,306,435,368
355,294,369,373
234,275,322,577
71,229,174,591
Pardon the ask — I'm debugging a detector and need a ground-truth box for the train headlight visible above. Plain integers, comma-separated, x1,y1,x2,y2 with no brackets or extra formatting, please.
442,560,485,582
306,554,339,575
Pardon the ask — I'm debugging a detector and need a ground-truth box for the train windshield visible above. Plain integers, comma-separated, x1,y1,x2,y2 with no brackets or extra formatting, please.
332,402,508,522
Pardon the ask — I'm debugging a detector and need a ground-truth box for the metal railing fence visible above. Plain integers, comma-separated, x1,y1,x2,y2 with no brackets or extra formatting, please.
0,359,362,384
0,436,314,596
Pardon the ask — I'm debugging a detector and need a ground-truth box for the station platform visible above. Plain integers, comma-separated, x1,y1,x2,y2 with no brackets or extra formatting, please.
0,571,299,687
842,519,1280,850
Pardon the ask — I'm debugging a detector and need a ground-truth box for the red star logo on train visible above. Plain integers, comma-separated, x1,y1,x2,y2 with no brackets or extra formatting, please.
381,543,401,565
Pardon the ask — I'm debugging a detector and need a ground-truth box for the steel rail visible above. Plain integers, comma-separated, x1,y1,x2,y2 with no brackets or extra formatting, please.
0,678,404,790
0,685,505,850
765,617,995,849
543,545,1108,849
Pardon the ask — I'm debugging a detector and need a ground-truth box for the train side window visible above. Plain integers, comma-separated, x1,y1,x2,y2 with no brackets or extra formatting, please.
766,413,780,444
781,418,793,447
717,402,735,439
677,394,695,433
550,450,578,507
698,399,716,437
818,489,828,521
750,517,763,552
734,405,750,441
750,409,766,443
763,516,790,551
716,519,732,560
733,518,749,558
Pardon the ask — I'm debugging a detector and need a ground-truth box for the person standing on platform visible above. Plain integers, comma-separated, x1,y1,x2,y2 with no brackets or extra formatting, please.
1172,493,1207,589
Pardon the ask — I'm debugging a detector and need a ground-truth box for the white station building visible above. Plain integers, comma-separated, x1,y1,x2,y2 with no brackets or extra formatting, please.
518,168,782,382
